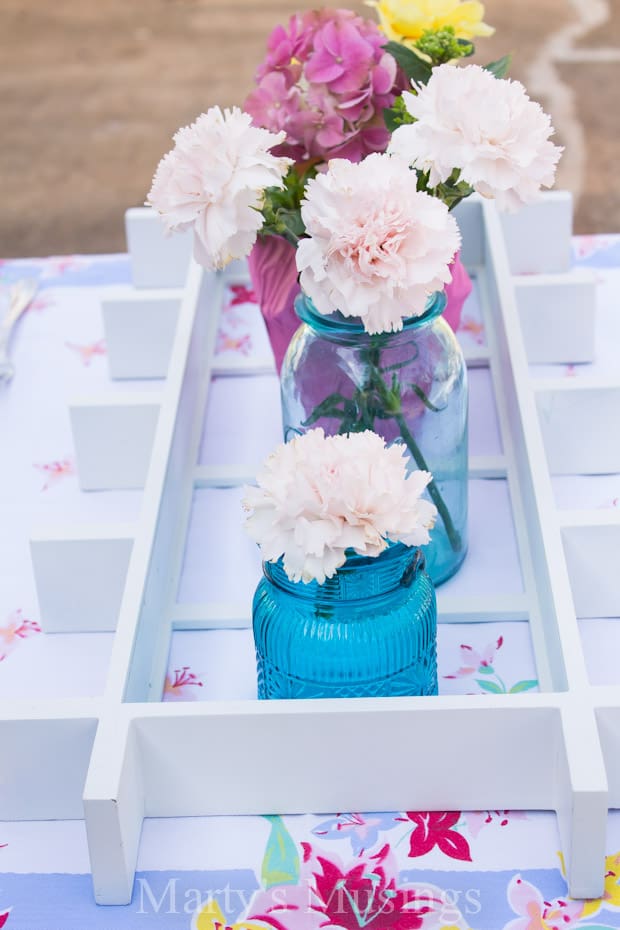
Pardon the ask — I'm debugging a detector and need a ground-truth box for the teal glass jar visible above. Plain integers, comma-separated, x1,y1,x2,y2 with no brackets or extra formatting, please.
253,544,437,700
280,291,468,585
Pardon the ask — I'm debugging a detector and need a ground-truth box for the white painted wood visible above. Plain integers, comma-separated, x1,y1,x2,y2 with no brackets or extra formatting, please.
535,382,620,474
594,700,620,809
0,190,609,902
556,701,607,898
170,593,530,631
79,197,618,902
452,196,484,268
212,355,275,376
467,455,507,478
479,201,610,896
480,202,589,692
171,603,253,630
99,262,224,706
212,347,491,377
476,245,557,693
561,515,620,618
30,525,134,633
83,261,223,902
125,207,192,289
462,345,491,368
500,191,573,274
192,456,508,489
0,700,100,820
193,464,261,487
70,393,161,490
84,713,144,905
130,697,565,816
436,593,530,622
102,289,182,379
514,269,597,363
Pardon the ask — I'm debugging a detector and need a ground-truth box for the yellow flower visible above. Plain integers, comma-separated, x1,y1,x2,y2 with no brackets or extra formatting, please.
557,849,620,920
368,0,494,45
191,898,266,930
578,851,620,918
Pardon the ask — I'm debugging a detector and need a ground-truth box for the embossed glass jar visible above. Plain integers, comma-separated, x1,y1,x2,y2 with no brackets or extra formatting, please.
253,544,437,700
280,291,468,585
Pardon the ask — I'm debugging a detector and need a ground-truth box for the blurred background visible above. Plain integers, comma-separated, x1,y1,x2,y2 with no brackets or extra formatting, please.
1,0,618,257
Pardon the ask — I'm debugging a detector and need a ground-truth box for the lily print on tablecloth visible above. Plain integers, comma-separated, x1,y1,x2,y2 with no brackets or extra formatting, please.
443,634,538,696
64,339,107,367
502,870,620,930
32,457,75,492
190,816,620,930
214,282,263,361
572,234,620,269
192,834,472,930
0,609,41,662
0,254,131,289
313,808,530,868
163,666,205,701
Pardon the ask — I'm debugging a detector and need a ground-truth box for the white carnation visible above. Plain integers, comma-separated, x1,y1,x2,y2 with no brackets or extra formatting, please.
295,153,461,334
243,429,438,584
147,106,292,269
389,64,563,211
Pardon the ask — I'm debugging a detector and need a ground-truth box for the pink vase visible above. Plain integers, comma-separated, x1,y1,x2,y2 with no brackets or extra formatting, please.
247,236,302,374
442,252,473,333
248,237,472,372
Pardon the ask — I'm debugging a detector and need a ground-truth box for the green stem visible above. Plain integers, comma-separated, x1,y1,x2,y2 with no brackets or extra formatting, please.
394,412,462,553
303,341,462,555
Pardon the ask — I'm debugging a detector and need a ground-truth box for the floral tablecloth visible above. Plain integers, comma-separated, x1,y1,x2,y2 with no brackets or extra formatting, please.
1,236,620,929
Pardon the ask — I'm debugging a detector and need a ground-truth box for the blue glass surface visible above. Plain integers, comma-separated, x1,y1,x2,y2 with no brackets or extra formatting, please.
280,292,468,585
253,544,437,700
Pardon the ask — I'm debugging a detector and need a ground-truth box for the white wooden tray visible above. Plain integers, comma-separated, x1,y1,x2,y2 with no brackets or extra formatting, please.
2,193,618,905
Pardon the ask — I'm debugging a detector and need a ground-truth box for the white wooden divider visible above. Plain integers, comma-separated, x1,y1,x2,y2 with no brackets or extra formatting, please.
3,192,617,904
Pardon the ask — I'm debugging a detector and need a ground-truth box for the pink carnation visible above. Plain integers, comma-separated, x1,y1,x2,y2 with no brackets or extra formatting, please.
243,429,437,584
245,8,403,164
389,64,563,211
147,107,291,269
296,153,461,334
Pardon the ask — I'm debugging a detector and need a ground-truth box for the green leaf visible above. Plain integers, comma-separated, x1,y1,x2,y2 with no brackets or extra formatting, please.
261,815,300,889
383,41,432,84
458,38,476,57
483,53,512,79
475,679,506,694
433,177,475,211
410,383,442,413
302,392,348,427
260,167,314,243
383,107,406,133
383,95,415,132
477,665,495,676
509,679,539,694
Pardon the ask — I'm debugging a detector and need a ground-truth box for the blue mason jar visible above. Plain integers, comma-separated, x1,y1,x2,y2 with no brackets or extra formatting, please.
280,291,468,585
253,544,437,700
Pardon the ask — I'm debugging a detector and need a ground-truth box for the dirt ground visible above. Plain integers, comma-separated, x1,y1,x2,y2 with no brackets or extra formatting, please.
0,0,619,257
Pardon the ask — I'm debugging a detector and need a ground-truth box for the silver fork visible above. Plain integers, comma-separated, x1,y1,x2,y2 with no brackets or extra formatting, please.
0,278,38,383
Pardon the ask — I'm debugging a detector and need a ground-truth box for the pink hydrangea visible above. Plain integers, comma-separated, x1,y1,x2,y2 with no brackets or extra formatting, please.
245,8,403,164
